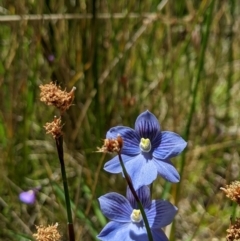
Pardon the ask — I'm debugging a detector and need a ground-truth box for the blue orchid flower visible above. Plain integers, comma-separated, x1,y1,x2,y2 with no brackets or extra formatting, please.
97,185,177,241
104,110,187,189
19,187,40,205
19,190,36,204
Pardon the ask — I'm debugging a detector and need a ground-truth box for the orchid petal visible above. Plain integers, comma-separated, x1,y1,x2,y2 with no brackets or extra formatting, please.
19,190,36,204
125,154,157,190
147,200,177,227
104,154,133,174
98,193,132,222
128,223,148,241
97,221,130,241
153,131,187,160
153,158,180,183
152,228,169,241
134,111,160,140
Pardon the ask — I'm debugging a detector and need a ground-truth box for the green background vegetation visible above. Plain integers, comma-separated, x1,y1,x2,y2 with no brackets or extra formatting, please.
0,0,239,240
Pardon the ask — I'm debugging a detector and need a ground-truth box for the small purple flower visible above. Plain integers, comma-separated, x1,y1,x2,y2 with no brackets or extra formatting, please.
19,189,38,204
104,110,187,189
97,186,177,241
47,54,55,62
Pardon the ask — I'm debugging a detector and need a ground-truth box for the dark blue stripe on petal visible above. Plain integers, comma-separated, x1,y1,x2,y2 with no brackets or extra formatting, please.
151,132,162,149
147,200,177,228
153,131,187,160
136,186,152,208
134,111,160,140
98,193,132,222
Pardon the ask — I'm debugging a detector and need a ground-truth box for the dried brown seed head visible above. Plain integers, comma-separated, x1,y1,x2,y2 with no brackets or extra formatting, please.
33,223,61,241
221,181,240,205
39,82,76,113
97,135,123,153
226,218,240,241
44,116,63,139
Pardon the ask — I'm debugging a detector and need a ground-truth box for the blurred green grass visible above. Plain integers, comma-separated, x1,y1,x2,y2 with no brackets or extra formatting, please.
0,0,240,240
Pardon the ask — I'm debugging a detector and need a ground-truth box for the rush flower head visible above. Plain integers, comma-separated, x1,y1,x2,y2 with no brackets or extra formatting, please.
19,188,39,204
33,223,61,241
226,218,240,241
98,136,123,153
39,82,76,113
104,110,187,189
97,185,177,241
221,181,240,205
44,116,63,139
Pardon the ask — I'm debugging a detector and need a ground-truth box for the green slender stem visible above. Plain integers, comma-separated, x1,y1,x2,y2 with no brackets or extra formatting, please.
226,0,234,119
117,153,153,241
177,0,215,201
231,202,237,227
55,135,75,241
171,2,215,241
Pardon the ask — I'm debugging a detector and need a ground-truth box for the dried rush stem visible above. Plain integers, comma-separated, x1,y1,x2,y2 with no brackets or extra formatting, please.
55,135,75,241
117,152,153,241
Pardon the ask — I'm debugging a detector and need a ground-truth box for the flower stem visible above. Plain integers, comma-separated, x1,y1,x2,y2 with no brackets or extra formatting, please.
179,0,215,187
117,153,153,241
55,135,75,241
